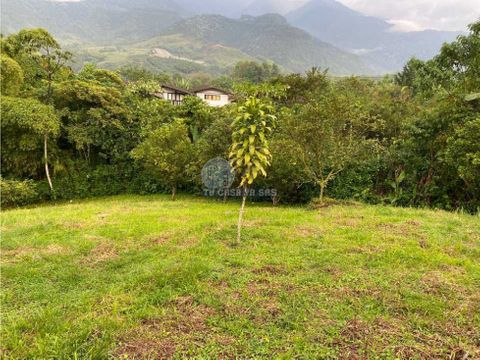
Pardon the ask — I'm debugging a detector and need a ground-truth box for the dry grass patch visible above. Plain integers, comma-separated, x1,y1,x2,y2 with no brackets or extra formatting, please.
80,237,119,266
62,221,86,230
419,271,463,296
252,264,289,276
332,318,403,359
334,217,365,228
294,225,320,238
2,244,69,263
242,219,268,228
114,296,221,359
147,234,171,246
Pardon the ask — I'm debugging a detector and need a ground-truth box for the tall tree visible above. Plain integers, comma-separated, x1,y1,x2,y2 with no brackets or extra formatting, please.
1,97,60,186
4,29,72,191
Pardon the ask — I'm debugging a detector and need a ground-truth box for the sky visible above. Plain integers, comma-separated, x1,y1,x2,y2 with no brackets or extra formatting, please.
52,0,480,32
337,0,480,31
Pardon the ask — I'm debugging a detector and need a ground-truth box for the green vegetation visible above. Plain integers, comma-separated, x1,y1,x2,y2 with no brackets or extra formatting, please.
132,119,194,200
1,24,479,212
1,195,479,358
232,61,280,84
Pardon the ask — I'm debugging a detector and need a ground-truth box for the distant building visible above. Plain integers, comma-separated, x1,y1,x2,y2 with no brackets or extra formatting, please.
154,84,232,107
193,86,232,107
153,84,192,106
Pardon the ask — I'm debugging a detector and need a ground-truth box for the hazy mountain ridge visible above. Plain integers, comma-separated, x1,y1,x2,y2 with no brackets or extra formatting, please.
0,0,184,45
1,0,376,75
1,0,463,74
163,14,375,74
286,0,460,71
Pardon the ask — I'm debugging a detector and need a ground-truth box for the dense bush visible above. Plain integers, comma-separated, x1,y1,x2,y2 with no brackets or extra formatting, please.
1,178,40,208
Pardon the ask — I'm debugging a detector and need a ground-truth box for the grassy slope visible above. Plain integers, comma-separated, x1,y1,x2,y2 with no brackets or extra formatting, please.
1,195,479,358
70,34,255,74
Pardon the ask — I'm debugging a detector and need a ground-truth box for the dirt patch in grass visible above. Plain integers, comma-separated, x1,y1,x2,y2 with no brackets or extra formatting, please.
243,219,268,228
63,221,86,229
2,244,69,263
403,329,479,359
80,242,119,266
114,296,222,359
115,334,176,359
419,239,429,249
252,264,289,276
333,318,403,358
310,198,359,210
176,235,200,249
148,234,171,246
332,284,383,300
334,217,364,228
331,316,479,359
293,226,321,238
419,271,462,296
375,221,425,240
322,266,344,279
346,244,382,255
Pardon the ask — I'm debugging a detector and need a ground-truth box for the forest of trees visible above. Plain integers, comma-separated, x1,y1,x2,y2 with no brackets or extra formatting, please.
1,22,479,212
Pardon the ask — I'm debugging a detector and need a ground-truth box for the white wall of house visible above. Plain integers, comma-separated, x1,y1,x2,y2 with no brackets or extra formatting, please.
162,91,185,105
196,90,230,107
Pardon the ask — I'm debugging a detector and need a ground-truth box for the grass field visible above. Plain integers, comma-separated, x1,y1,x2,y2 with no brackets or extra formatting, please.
1,195,479,359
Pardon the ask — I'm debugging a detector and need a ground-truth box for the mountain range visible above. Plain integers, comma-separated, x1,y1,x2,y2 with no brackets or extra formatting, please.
286,0,460,71
1,0,463,76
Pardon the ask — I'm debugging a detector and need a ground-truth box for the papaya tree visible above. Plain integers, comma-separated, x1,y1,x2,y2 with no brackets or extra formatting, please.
229,97,277,243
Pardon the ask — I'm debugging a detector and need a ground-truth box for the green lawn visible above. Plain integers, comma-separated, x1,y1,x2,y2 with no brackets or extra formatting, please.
1,195,479,359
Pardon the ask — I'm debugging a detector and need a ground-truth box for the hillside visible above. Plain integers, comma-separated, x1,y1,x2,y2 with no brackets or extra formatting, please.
1,0,377,75
70,33,256,75
286,0,460,71
2,195,479,358
162,14,376,75
0,0,185,45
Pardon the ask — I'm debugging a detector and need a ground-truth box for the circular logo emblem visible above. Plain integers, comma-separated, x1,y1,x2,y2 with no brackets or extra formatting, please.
201,157,235,190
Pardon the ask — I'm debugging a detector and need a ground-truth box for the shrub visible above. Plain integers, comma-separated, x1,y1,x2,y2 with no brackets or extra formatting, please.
1,178,40,208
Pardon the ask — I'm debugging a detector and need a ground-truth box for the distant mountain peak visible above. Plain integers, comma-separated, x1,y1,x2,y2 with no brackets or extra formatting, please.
286,0,460,72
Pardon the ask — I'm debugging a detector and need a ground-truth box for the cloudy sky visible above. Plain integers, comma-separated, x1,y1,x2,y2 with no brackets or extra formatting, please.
337,0,480,31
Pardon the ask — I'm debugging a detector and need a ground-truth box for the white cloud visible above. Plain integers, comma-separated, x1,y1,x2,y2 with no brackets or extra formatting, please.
387,20,425,32
337,0,480,31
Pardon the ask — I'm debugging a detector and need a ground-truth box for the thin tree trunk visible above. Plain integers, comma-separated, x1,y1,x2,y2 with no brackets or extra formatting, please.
236,186,247,244
272,195,279,206
44,135,54,192
223,187,228,203
319,183,325,204
172,186,177,201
